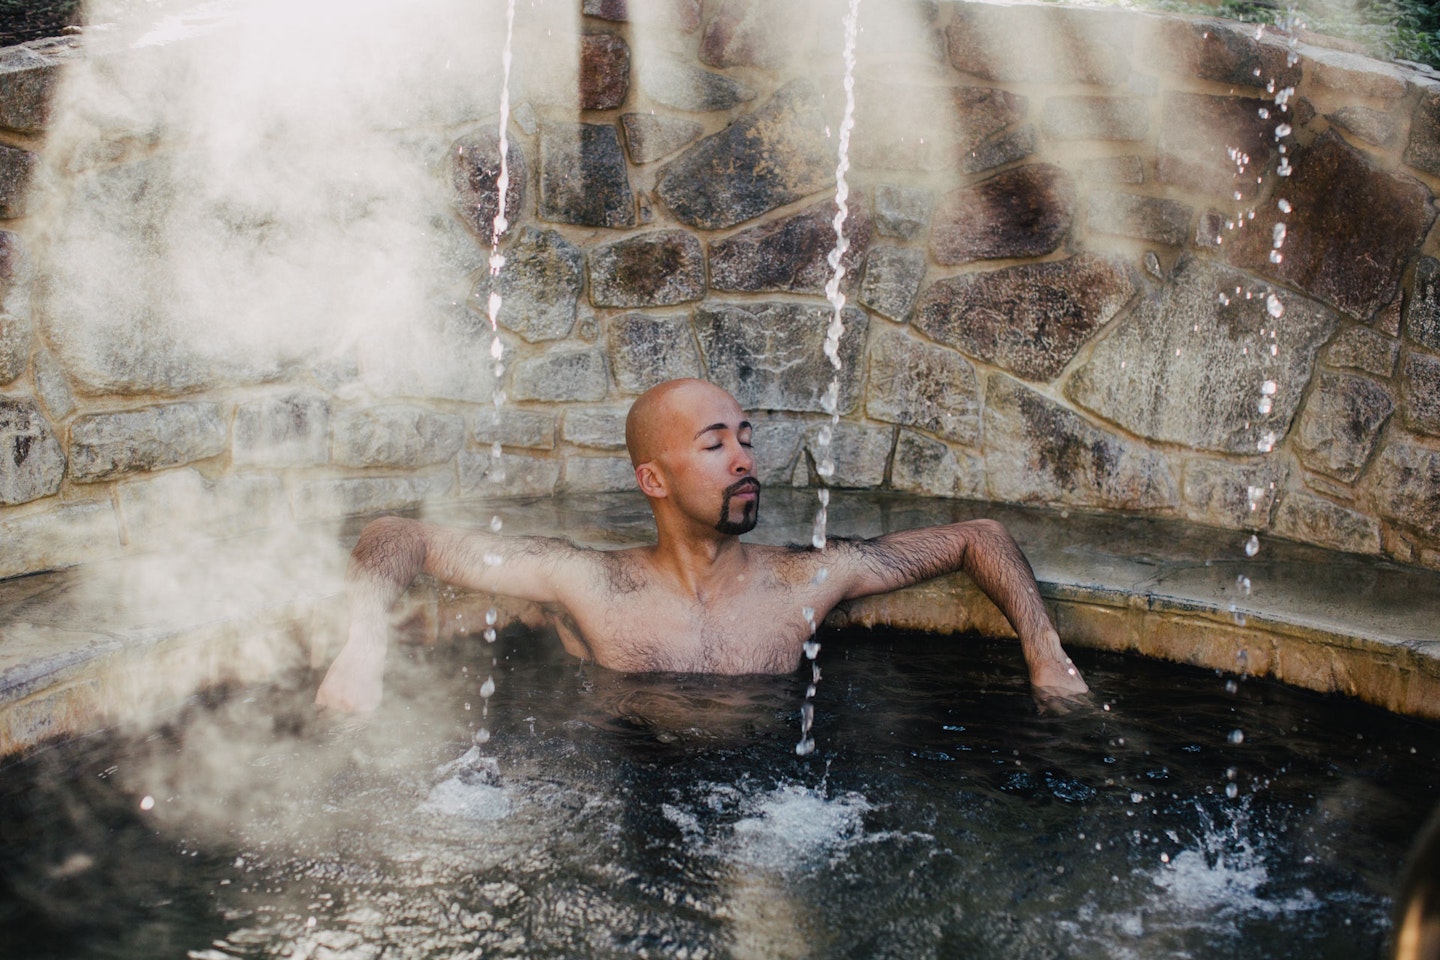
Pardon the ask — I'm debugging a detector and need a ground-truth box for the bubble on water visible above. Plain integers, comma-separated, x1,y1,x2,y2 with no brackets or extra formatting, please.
1228,729,1245,745
1244,534,1260,557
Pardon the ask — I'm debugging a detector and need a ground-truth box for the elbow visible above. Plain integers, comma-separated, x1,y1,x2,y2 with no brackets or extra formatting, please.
348,516,427,581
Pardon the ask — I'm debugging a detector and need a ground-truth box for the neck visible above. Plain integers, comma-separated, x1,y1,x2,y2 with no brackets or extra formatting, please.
648,523,748,600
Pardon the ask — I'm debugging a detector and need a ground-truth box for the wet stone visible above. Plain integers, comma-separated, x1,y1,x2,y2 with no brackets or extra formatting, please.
946,4,1131,86
694,302,868,414
1368,441,1440,537
637,60,754,113
1142,17,1301,90
1156,92,1275,202
961,125,1037,174
621,113,703,164
913,254,1135,382
1405,85,1440,177
1293,372,1394,482
859,246,926,322
1401,352,1440,437
1065,256,1340,454
589,229,704,308
477,228,583,343
874,184,932,240
580,34,630,111
656,80,831,230
865,327,979,445
1327,106,1398,147
0,311,29,384
0,399,64,505
332,405,465,468
1323,326,1399,378
458,450,560,499
606,313,702,394
562,405,630,450
1086,191,1193,247
1272,488,1381,555
1042,96,1149,141
952,86,1029,152
560,457,635,493
538,122,634,229
69,403,226,483
0,48,61,133
232,393,330,468
801,422,891,489
1226,131,1436,323
474,407,555,450
708,199,870,296
984,375,1176,511
0,144,37,219
891,430,984,500
930,164,1075,264
1308,48,1407,100
451,130,527,239
1077,155,1145,185
1179,457,1286,530
509,348,609,403
1406,257,1440,352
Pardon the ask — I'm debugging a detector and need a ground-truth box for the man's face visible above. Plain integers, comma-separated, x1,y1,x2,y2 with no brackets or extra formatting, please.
660,385,760,536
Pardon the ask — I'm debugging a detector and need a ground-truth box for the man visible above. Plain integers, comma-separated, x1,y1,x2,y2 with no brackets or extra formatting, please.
315,378,1089,713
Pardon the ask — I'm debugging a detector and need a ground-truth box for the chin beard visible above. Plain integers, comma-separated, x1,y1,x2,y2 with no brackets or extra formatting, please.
715,480,760,535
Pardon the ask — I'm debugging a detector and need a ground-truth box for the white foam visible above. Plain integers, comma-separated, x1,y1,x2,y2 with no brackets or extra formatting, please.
416,776,511,821
726,783,870,873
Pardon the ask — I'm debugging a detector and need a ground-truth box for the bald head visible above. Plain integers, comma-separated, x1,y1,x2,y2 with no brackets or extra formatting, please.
625,379,741,467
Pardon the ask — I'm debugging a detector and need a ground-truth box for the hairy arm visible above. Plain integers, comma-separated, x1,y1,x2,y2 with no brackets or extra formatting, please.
315,516,583,712
830,519,1088,698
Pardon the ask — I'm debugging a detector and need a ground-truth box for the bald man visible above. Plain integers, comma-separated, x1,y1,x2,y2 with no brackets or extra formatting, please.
315,378,1089,713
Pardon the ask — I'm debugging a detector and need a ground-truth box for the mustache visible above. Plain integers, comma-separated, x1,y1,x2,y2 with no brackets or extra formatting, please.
724,477,761,496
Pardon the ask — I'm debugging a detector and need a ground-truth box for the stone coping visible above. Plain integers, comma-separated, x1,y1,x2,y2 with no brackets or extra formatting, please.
3,489,1438,757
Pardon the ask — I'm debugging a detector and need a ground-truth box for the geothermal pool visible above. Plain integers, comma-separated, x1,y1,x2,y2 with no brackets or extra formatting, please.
2,624,1436,959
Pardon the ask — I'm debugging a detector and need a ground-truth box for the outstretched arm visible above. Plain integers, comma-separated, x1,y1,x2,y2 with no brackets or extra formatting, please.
315,516,579,713
830,519,1088,698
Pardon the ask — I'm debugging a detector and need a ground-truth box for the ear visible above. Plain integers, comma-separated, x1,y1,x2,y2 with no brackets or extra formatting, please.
635,462,667,498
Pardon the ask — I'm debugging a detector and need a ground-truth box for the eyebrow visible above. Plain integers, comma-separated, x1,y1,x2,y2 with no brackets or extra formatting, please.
694,420,752,440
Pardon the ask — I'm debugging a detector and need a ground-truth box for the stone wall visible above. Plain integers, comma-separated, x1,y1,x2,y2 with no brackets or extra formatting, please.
2,0,1440,579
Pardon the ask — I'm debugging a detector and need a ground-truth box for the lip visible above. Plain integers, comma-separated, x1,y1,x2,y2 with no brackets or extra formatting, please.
728,478,761,500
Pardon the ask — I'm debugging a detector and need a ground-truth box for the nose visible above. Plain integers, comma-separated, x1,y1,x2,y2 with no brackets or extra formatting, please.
732,439,753,475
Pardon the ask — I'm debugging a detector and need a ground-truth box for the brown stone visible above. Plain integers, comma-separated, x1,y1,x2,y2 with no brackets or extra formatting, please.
709,198,870,296
960,125,1037,175
1328,106,1398,148
930,164,1075,265
700,0,806,70
946,5,1131,86
1141,17,1302,90
1406,84,1440,177
588,229,705,307
538,122,635,229
1400,352,1440,437
865,327,979,445
1323,326,1399,378
579,34,630,111
952,86,1029,152
1077,155,1145,185
1180,457,1286,530
583,0,700,31
1086,191,1193,246
1307,48,1407,100
620,113,703,164
0,144,37,219
1293,372,1394,482
1226,131,1436,322
451,130,527,239
1156,92,1275,202
0,48,61,134
636,60,754,113
1406,257,1440,352
913,254,1135,382
1272,489,1381,555
1042,96,1149,141
891,430,984,499
1368,441,1440,537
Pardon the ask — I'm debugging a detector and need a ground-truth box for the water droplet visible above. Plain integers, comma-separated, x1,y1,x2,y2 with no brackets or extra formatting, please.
1236,575,1252,595
1225,782,1239,798
1275,122,1292,138
1131,792,1145,803
1225,679,1239,694
1257,396,1273,414
474,728,491,744
140,795,155,811
1261,380,1278,396
1277,198,1292,213
804,640,821,660
1228,728,1245,745
489,516,503,533
1265,294,1284,318
484,627,497,643
480,677,496,699
485,608,498,625
1161,852,1171,863
1244,534,1260,557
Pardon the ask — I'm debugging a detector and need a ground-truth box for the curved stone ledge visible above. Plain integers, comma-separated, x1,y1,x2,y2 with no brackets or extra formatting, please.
3,490,1438,758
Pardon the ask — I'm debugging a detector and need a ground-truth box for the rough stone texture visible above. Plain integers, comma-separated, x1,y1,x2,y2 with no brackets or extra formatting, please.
0,400,64,505
865,327,979,444
0,311,28,384
32,351,73,420
69,404,227,484
1077,155,1145,185
293,474,448,522
621,113,703,164
458,450,561,499
858,246,926,322
801,422,891,489
1374,297,1402,338
0,48,61,133
232,393,330,468
0,500,120,580
748,416,806,486
358,302,501,405
560,456,635,493
1406,257,1440,352
583,0,701,31
1067,257,1340,454
451,130,527,239
477,228,584,343
1273,488,1382,555
637,60,754,113
562,405,630,450
709,199,870,296
117,469,287,548
474,407,555,450
1293,372,1394,482
656,81,831,230
1042,96,1149,141
606,313,702,394
694,302,868,414
952,86,1029,152
1086,191,1193,246
1226,132,1435,323
1142,17,1301,90
1407,86,1440,177
589,229,705,307
1369,441,1440,537
1180,457,1286,530
0,145,36,219
946,4,1131,86
538,122,635,229
1156,93,1275,202
891,430,984,499
1400,352,1440,437
961,125,1037,174
1323,326,1399,378
1328,106,1398,147
984,376,1176,510
332,405,465,468
1308,47,1408,100
509,348,609,403
580,34,630,111
700,0,805,70
930,164,1075,264
874,184,932,240
913,254,1136,382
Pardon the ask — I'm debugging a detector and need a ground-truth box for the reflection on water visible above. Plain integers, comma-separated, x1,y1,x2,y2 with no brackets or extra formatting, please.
2,626,1438,959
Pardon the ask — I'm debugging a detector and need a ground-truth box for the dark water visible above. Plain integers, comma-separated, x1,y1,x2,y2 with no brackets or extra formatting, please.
2,626,1437,960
